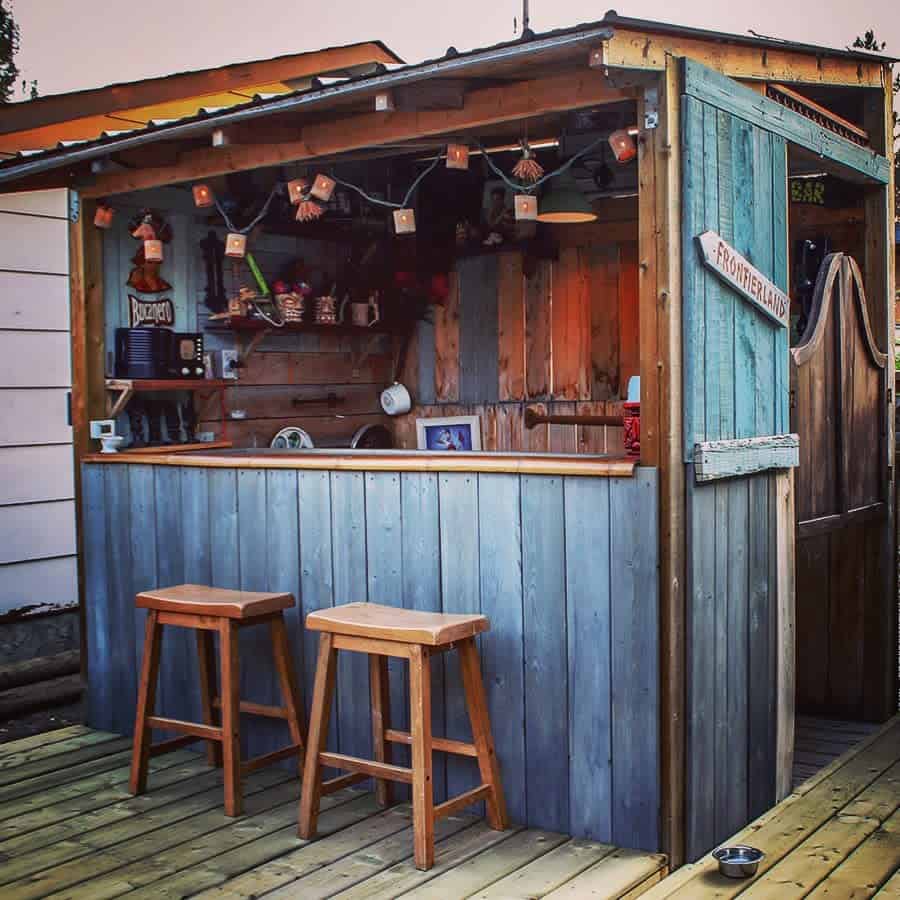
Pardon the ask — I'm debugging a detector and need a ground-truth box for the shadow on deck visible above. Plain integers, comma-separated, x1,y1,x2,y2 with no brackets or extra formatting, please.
0,726,667,898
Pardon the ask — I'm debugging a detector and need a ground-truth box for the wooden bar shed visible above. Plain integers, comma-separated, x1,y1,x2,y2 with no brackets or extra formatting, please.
0,12,895,874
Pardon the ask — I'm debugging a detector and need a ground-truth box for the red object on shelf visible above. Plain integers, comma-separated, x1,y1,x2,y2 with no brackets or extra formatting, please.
623,401,640,457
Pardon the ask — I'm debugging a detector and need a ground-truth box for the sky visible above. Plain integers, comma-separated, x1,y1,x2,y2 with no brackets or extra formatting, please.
9,0,899,101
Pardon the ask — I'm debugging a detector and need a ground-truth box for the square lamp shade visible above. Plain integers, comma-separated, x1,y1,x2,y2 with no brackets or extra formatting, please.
192,184,214,208
225,233,247,258
93,205,115,229
144,239,164,262
446,144,470,170
393,209,416,234
287,179,309,205
608,129,637,163
310,174,336,203
514,194,538,221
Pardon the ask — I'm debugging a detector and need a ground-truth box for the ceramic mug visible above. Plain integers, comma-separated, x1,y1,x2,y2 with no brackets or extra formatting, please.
380,382,412,416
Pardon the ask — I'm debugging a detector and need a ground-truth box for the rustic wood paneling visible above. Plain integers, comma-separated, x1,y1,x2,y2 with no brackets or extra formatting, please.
434,269,460,402
82,460,660,848
524,260,552,399
497,253,525,401
552,248,591,400
685,471,779,860
681,93,789,459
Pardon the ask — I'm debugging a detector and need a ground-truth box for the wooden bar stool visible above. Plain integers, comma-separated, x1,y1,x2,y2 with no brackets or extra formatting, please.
298,601,508,870
129,584,306,817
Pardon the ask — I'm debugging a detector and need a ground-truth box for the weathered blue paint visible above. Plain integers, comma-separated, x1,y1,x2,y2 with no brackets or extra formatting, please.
459,254,500,404
681,60,792,861
682,90,789,460
81,460,660,848
681,58,891,184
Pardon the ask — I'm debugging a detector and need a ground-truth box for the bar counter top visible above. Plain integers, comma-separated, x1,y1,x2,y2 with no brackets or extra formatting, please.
83,448,638,477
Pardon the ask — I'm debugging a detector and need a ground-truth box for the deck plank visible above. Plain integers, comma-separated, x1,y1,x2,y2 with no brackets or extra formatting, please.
105,794,380,900
0,730,666,900
0,751,204,841
0,725,93,756
472,837,619,897
261,809,474,898
0,748,197,825
0,733,126,780
644,715,900,899
401,829,569,898
543,848,669,898
806,806,900,898
0,746,139,804
0,770,293,892
330,822,524,900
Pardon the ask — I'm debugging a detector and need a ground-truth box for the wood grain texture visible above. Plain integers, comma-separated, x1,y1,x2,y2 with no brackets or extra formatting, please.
434,268,460,402
459,255,500,404
525,260,552,399
81,461,661,847
552,248,591,400
497,252,525,401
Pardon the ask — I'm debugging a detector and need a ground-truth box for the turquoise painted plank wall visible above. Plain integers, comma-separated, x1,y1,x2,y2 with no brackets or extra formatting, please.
82,462,661,850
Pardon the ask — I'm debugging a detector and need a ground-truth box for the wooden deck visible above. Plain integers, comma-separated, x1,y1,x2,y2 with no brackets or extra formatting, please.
0,726,667,899
644,713,900,898
792,715,880,789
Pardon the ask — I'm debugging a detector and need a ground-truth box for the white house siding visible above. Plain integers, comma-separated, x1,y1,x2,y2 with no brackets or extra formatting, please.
0,189,78,617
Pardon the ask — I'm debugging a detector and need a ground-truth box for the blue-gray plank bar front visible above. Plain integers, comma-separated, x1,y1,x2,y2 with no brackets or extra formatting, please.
81,462,661,849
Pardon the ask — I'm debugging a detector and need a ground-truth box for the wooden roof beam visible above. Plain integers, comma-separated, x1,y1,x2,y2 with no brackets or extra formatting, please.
600,28,886,87
82,70,633,198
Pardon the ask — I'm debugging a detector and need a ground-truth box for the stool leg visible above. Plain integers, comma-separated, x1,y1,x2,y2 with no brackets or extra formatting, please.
196,630,223,767
369,654,394,808
270,614,306,767
219,619,242,817
130,610,162,796
299,632,337,839
458,637,509,831
409,644,434,870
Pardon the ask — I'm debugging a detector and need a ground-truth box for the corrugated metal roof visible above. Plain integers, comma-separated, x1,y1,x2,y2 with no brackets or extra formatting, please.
0,13,892,185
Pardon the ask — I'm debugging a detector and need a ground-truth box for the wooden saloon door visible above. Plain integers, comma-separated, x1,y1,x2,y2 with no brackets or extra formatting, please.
680,59,793,861
792,254,891,722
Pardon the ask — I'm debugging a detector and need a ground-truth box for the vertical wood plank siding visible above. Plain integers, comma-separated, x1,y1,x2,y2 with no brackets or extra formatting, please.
681,94,789,460
685,472,778,859
82,462,660,849
681,61,790,860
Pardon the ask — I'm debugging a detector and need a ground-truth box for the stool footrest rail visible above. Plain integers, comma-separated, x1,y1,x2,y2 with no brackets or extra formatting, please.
384,728,478,758
319,751,414,783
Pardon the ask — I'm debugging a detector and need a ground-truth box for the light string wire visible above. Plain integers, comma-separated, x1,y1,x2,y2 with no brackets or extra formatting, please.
207,132,613,235
472,132,609,193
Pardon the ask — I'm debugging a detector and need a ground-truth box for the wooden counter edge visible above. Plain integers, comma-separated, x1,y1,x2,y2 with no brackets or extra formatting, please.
82,450,639,477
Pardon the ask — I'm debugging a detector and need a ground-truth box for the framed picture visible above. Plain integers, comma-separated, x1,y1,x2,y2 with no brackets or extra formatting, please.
416,415,482,452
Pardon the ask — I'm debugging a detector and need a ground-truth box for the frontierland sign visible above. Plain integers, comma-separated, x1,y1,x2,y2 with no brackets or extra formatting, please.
696,231,789,328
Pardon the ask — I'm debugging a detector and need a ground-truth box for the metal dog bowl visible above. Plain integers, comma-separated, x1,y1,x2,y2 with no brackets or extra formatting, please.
713,845,765,879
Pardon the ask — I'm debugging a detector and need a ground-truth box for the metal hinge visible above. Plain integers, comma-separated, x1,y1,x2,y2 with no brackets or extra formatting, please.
68,191,80,223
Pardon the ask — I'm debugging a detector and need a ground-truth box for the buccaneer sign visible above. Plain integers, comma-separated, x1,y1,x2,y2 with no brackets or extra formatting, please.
696,231,789,328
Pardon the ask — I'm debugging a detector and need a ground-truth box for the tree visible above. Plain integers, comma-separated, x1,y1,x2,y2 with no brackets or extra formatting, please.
0,0,20,103
852,29,899,211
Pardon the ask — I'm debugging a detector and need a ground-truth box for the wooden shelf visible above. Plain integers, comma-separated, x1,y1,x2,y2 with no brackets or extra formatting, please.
118,441,233,455
105,378,230,417
209,318,396,336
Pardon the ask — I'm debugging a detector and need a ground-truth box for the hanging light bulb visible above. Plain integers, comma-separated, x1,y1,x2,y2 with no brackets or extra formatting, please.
287,178,309,205
608,129,637,163
225,233,247,258
536,172,597,224
144,239,164,262
514,195,538,221
310,174,336,203
446,144,470,170
393,209,416,234
93,204,115,229
192,184,214,208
